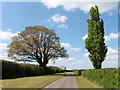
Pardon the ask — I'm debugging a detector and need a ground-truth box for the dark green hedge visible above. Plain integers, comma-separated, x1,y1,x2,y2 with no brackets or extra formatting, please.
79,68,119,88
1,60,65,79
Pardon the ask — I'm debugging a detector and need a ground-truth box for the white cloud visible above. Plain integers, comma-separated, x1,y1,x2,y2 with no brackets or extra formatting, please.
70,48,81,52
50,14,68,23
56,57,75,62
105,33,120,42
103,47,118,68
58,24,68,29
61,43,71,49
0,43,8,60
48,57,92,70
49,14,68,29
61,42,81,52
82,34,88,40
85,52,89,57
0,43,8,54
106,47,118,60
41,0,63,9
41,0,117,13
0,43,8,48
0,29,19,60
0,29,18,40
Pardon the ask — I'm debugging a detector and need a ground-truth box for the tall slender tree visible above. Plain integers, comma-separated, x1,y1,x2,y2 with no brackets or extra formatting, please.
85,6,107,69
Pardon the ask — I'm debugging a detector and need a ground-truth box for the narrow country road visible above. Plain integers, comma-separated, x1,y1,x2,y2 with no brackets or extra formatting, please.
43,72,78,89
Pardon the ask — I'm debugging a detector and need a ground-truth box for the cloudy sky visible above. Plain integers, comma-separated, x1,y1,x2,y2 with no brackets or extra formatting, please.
0,0,119,69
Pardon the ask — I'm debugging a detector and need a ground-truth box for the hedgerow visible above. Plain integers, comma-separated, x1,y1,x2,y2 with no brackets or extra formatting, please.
1,60,65,79
77,68,119,88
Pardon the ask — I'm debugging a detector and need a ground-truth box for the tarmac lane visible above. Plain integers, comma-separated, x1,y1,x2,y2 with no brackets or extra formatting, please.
42,72,79,90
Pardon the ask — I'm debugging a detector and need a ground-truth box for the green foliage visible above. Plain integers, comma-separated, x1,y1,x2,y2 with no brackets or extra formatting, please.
80,68,119,88
73,70,82,75
85,5,107,69
2,60,65,79
46,66,65,74
8,26,68,67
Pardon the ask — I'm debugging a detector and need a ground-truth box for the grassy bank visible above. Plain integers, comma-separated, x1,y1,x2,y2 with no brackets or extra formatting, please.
2,73,64,89
74,75,103,88
74,68,119,89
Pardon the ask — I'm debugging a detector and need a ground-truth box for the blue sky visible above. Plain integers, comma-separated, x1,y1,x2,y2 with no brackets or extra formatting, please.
0,1,119,69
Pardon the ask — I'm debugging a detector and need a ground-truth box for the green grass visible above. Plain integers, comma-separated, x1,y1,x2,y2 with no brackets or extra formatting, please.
75,76,103,88
0,80,2,89
2,73,64,89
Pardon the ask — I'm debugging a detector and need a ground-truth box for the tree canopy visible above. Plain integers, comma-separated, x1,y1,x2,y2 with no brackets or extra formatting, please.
85,6,107,69
8,26,68,67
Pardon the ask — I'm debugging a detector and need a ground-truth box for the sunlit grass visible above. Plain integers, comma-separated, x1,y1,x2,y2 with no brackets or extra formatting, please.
75,76,103,88
0,80,2,89
2,73,65,89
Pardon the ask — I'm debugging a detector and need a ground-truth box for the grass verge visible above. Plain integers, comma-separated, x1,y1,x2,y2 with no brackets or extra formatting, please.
74,76,103,88
2,73,65,89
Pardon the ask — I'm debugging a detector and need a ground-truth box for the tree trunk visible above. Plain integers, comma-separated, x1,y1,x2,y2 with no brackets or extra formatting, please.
43,57,48,67
39,63,46,67
93,61,102,69
37,58,44,67
37,59,48,68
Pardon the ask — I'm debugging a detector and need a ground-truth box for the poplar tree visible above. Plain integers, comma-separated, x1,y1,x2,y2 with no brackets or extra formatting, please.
85,6,107,69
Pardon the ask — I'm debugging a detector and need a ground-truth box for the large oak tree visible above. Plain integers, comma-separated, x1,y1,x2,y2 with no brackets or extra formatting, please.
85,6,107,69
8,26,68,67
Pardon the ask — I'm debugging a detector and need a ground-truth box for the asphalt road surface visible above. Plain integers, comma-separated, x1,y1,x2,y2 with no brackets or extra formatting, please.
43,72,78,89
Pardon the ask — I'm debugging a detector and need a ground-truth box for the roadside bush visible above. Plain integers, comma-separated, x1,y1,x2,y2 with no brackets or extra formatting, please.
1,60,64,79
46,66,65,74
81,68,119,89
